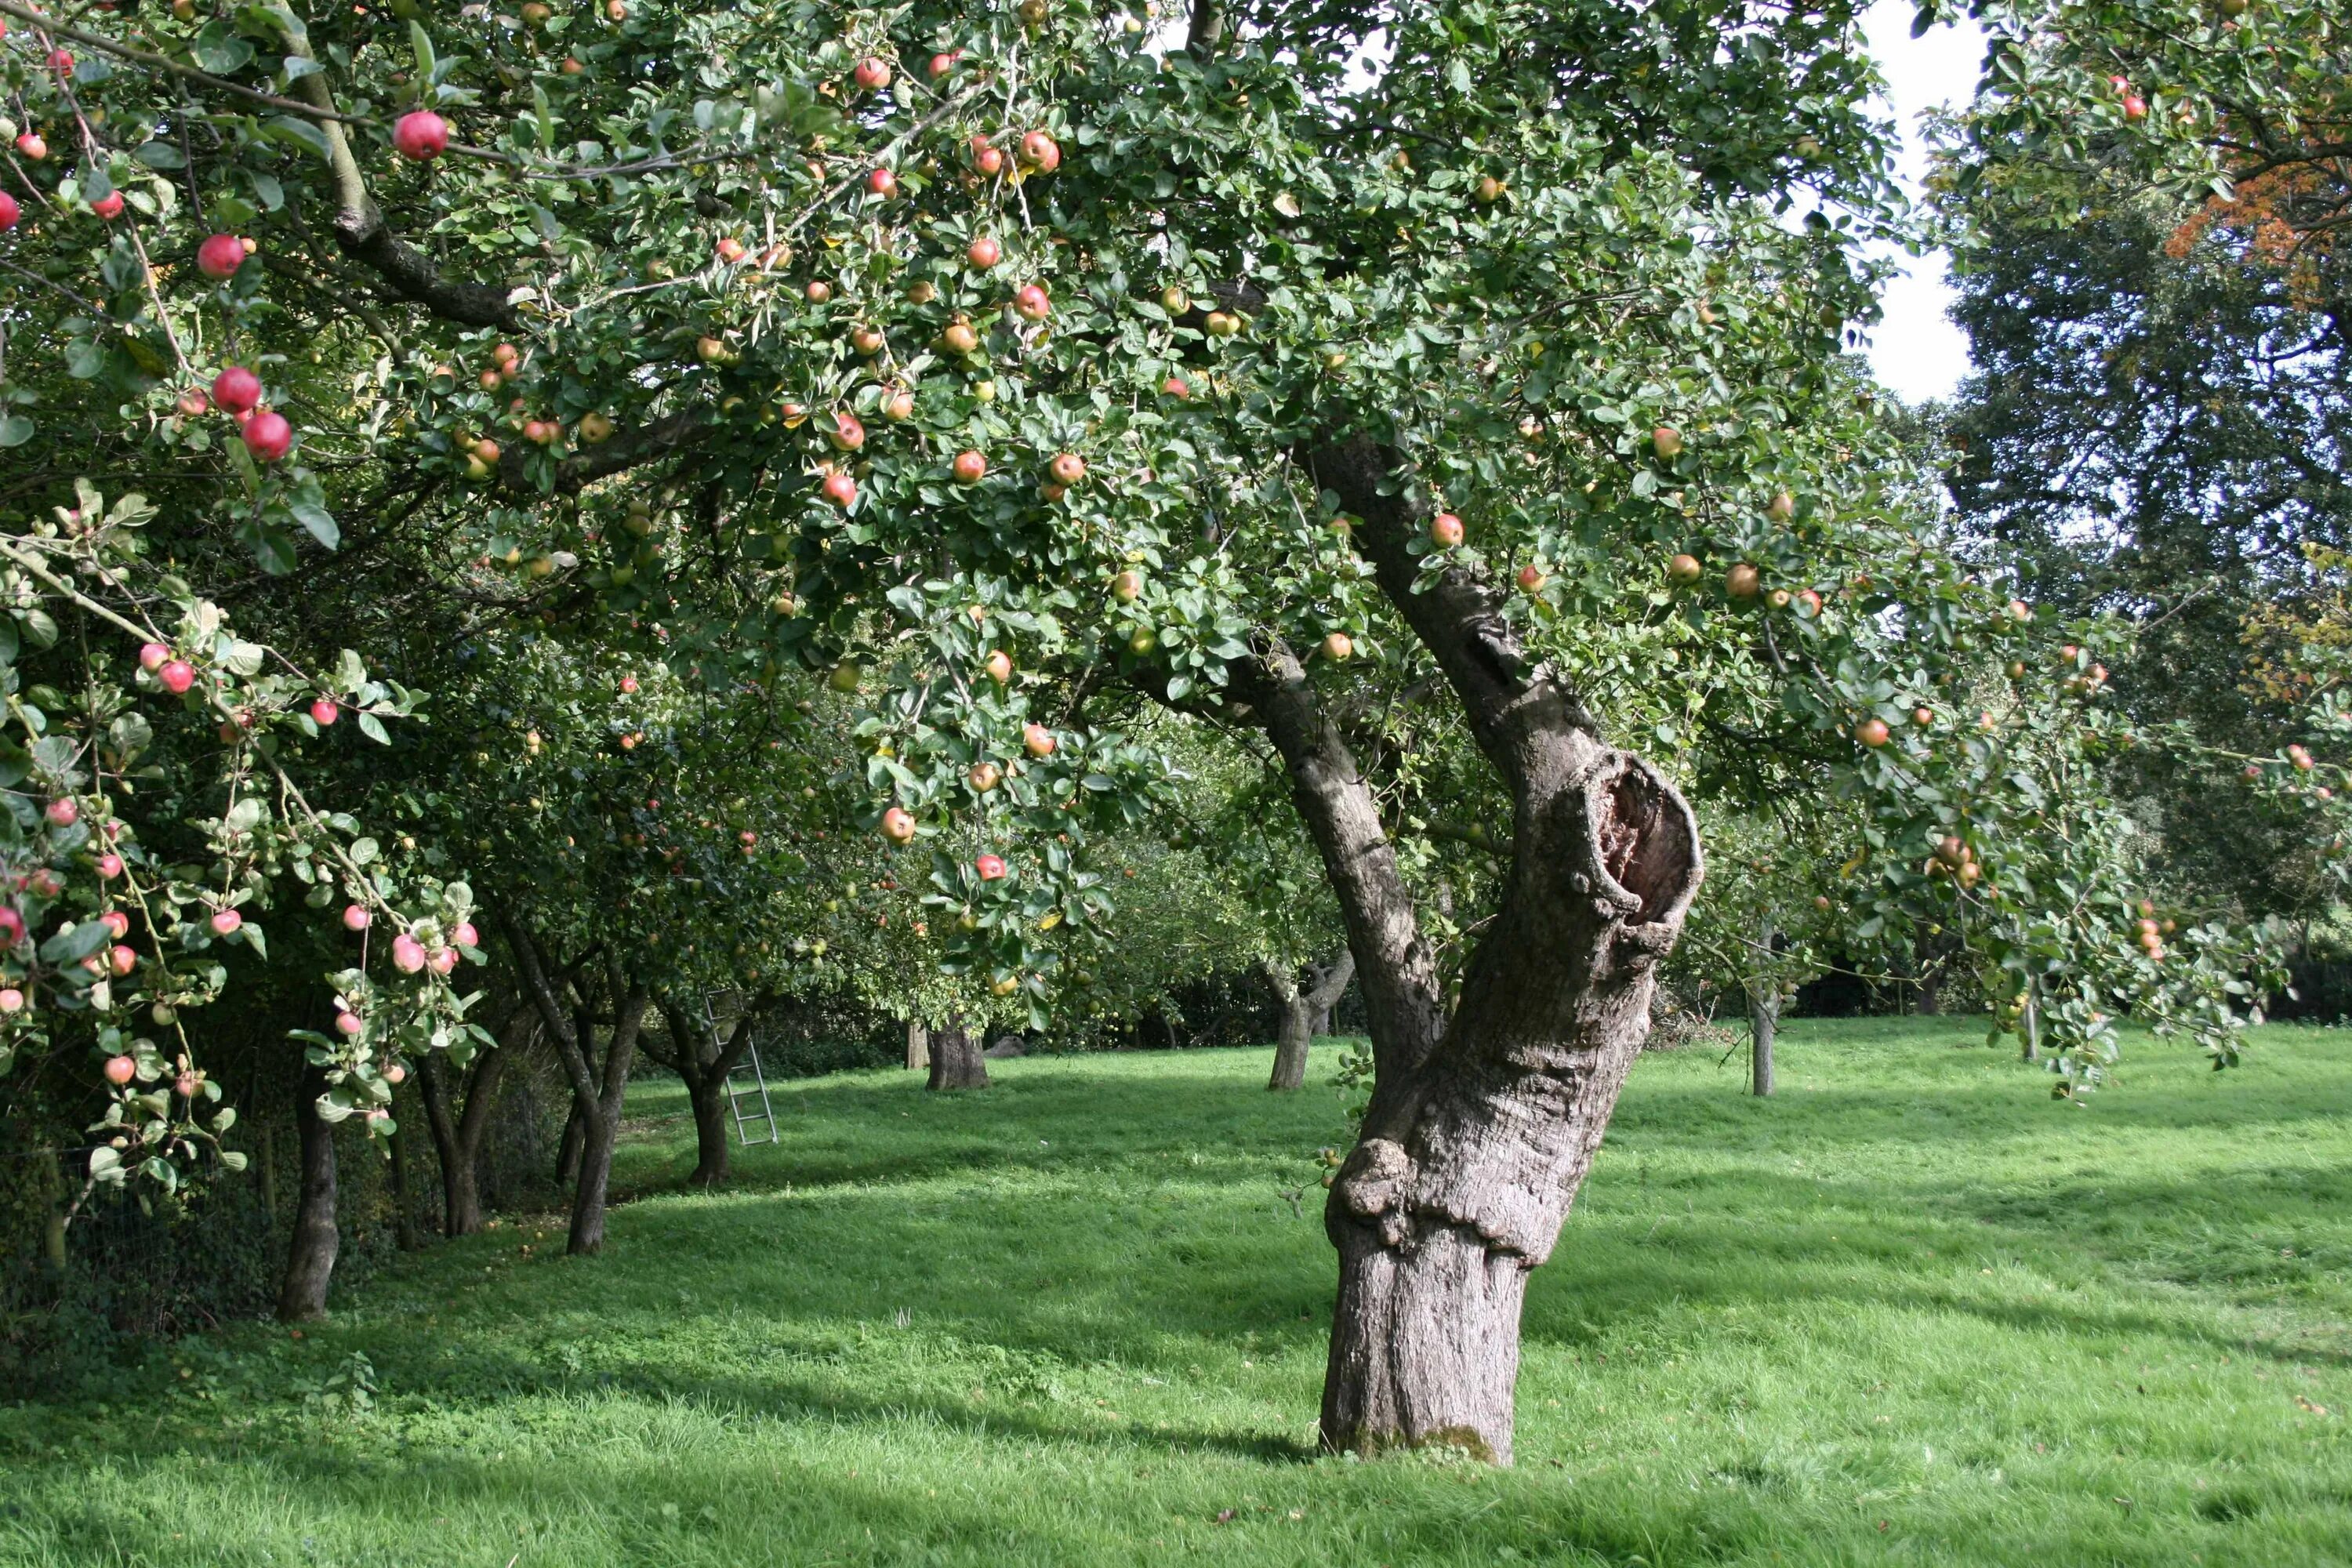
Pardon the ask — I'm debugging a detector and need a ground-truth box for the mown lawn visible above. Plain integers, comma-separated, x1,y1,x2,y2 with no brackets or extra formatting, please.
6,1018,2352,1566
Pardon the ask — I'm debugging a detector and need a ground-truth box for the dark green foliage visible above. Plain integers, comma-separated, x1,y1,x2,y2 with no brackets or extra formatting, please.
1945,198,2352,916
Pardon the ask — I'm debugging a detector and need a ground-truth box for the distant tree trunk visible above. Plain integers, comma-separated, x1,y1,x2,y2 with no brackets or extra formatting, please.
2020,982,2042,1062
1264,949,1356,1091
555,1104,584,1187
926,1019,989,1091
1747,919,1779,1098
418,1010,521,1238
1912,927,1945,1015
507,915,649,1256
387,1115,423,1251
278,1061,339,1322
906,1020,930,1071
648,994,763,1188
1746,987,1778,1097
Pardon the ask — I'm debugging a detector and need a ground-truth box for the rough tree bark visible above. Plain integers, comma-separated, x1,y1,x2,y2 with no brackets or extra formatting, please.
507,916,648,1256
925,1019,989,1091
1235,437,1704,1465
277,1060,340,1322
416,1004,527,1237
906,1020,931,1071
1263,949,1357,1091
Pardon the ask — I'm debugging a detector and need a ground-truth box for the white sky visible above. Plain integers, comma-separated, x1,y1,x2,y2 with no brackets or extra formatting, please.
1860,0,1987,403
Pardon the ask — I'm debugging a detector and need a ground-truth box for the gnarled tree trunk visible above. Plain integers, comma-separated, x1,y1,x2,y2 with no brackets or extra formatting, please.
1237,437,1704,1465
417,1007,524,1237
278,1061,340,1322
1264,949,1356,1091
926,1020,989,1090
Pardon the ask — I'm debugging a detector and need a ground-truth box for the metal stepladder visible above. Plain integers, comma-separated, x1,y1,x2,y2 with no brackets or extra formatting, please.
704,991,778,1145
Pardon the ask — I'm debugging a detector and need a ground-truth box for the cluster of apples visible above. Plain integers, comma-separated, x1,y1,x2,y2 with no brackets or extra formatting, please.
190,362,293,463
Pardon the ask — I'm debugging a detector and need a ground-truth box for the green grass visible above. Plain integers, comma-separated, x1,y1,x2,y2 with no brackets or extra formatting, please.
8,1018,2352,1566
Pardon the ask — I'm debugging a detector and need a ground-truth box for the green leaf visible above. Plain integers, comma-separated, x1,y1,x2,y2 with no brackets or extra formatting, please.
0,416,31,448
193,24,256,74
409,20,436,80
358,712,390,745
40,920,111,965
265,116,332,161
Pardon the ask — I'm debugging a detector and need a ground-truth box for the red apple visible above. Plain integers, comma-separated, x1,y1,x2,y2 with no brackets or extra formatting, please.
47,48,72,74
985,649,1013,683
822,471,858,507
976,144,1006,176
1023,722,1056,757
804,279,832,303
716,236,746,263
109,944,136,976
209,908,243,936
882,388,916,421
953,449,989,485
2122,94,2147,121
138,641,169,671
1320,631,1353,661
880,807,916,844
620,674,640,694
243,410,292,463
1013,284,1051,321
975,853,1007,880
96,852,123,879
14,134,46,162
829,412,866,451
1162,376,1190,398
456,920,479,948
44,797,76,827
941,320,980,354
430,946,458,975
335,1010,363,1036
969,761,1002,791
1111,569,1143,602
158,659,196,695
394,111,451,162
1653,426,1683,459
1726,563,1760,599
100,911,129,938
343,903,371,931
967,235,1002,269
1798,588,1823,615
104,1053,135,1084
929,51,961,78
1430,512,1464,547
89,190,124,220
1765,491,1795,522
1517,564,1544,592
198,233,245,278
853,56,892,89
1018,131,1060,171
212,365,262,414
1857,717,1891,748
391,932,426,972
866,167,898,197
1048,452,1085,485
